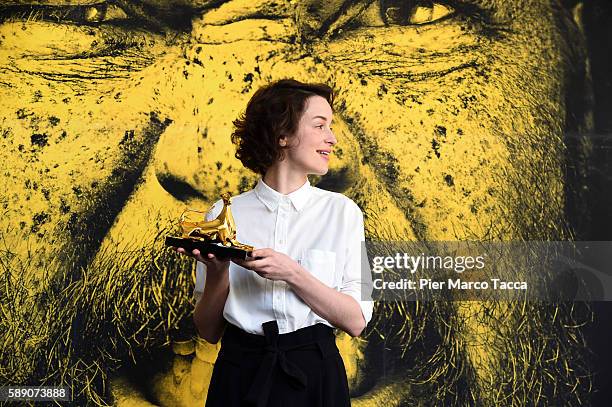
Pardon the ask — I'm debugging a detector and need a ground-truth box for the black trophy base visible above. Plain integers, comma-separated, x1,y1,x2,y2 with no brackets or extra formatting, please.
165,236,252,260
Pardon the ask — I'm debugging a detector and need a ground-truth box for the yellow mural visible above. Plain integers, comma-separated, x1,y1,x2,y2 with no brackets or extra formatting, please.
0,0,601,405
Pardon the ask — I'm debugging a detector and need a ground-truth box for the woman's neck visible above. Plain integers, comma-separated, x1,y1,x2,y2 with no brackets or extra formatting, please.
262,166,308,195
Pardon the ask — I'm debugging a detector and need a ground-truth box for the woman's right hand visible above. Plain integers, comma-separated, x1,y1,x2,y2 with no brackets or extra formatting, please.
174,247,230,274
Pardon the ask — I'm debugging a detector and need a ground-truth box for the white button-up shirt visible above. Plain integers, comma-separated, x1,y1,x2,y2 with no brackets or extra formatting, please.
194,178,374,335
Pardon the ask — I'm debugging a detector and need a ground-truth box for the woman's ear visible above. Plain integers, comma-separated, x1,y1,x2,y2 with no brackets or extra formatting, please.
279,136,287,147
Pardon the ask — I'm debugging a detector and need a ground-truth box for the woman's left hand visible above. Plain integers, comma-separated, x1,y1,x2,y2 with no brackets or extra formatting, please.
233,248,299,282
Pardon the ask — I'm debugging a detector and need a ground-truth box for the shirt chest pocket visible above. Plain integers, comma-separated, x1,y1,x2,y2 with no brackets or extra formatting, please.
300,249,337,288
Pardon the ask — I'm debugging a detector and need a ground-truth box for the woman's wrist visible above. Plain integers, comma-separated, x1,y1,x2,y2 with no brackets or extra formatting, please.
285,262,307,287
204,263,230,284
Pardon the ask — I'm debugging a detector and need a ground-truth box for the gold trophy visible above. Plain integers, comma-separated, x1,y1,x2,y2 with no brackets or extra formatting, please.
165,193,254,260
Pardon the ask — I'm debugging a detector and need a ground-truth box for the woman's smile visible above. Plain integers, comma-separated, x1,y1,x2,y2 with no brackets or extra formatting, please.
317,149,332,161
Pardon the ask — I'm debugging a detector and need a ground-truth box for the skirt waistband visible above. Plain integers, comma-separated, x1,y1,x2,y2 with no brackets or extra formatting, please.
222,321,335,350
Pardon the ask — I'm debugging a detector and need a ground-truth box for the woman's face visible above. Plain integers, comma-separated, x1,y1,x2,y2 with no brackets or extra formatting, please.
283,95,337,176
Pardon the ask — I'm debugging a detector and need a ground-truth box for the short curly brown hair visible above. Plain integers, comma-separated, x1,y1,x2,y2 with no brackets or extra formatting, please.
231,78,334,175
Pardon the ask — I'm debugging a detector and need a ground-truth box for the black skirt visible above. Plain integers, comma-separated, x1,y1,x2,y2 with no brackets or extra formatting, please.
205,320,351,407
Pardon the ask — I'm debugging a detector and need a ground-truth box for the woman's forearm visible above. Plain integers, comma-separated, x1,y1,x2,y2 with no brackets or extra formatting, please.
193,266,229,344
286,264,366,337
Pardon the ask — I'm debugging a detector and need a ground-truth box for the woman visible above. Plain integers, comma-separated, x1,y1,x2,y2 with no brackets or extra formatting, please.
177,79,373,406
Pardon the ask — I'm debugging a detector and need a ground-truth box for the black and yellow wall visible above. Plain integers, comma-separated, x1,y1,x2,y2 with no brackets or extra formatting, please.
1,1,611,405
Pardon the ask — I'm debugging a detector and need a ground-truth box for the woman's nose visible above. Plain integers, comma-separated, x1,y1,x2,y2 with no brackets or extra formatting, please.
327,128,338,145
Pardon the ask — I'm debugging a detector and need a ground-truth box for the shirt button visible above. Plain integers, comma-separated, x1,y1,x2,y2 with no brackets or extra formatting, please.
278,239,284,244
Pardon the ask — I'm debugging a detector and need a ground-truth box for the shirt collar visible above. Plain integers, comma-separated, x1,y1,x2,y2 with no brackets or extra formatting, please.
254,178,312,212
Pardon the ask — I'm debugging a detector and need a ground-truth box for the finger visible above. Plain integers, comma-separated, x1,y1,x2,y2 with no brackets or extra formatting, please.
203,252,215,260
210,254,228,263
251,248,272,258
234,258,253,269
234,259,251,269
243,258,268,269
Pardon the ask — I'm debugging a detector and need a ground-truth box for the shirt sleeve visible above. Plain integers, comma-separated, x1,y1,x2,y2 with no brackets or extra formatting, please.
339,202,374,326
193,200,224,303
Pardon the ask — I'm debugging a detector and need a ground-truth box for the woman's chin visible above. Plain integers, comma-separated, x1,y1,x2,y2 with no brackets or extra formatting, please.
311,167,329,176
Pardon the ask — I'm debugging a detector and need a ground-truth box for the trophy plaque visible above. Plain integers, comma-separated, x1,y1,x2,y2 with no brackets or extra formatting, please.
165,193,254,260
